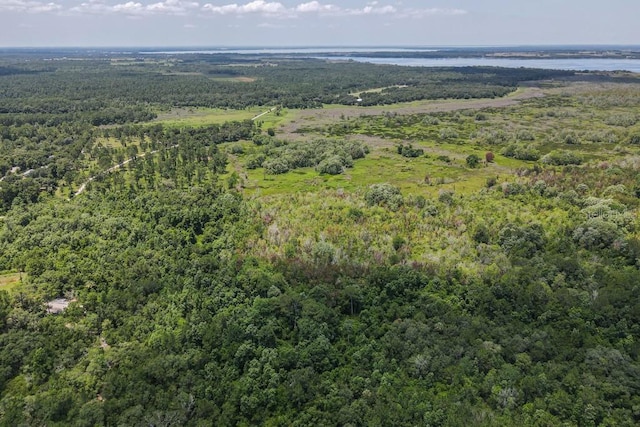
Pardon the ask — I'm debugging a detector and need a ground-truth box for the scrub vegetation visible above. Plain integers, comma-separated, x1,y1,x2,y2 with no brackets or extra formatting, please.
1,52,640,426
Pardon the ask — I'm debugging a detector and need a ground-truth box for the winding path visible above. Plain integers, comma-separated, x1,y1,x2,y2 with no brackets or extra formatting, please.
74,146,177,196
251,107,277,121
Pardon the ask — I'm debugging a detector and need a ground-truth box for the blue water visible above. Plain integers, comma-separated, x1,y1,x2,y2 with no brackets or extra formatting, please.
321,56,640,72
143,47,438,55
138,47,640,72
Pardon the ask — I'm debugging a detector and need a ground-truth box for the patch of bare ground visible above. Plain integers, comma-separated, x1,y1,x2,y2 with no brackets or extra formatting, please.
547,81,640,96
278,86,545,140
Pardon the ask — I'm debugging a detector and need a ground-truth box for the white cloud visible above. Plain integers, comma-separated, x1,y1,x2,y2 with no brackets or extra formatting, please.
35,0,468,18
0,0,62,13
147,0,199,14
70,0,199,15
346,4,396,16
202,1,286,15
200,2,466,19
112,1,143,13
401,7,467,18
295,1,338,13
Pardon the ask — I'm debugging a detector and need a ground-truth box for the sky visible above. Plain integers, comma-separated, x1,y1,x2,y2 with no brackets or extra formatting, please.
0,0,638,47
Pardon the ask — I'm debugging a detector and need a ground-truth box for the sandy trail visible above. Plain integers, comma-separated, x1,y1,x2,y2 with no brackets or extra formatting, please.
75,146,178,196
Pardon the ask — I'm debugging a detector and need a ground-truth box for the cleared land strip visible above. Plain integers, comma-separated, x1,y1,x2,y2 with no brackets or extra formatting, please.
280,86,544,138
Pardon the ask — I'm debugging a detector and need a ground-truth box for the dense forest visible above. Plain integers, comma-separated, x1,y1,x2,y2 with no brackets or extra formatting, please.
0,52,640,426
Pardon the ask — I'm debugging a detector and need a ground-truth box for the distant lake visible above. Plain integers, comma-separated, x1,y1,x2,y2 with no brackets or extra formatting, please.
321,56,640,72
139,47,640,72
143,47,438,55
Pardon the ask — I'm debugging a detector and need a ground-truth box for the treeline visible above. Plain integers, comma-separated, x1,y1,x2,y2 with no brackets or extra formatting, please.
356,84,514,106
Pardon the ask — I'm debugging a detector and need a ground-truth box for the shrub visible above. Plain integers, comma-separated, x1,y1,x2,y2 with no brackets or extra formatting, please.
422,116,440,125
502,182,525,196
473,224,491,244
584,130,618,143
392,235,406,251
501,144,540,161
438,190,454,205
466,154,480,168
252,135,268,146
316,156,344,175
576,183,589,194
602,184,627,197
499,223,546,257
346,142,369,159
229,144,244,154
398,144,424,158
263,158,289,175
573,218,622,250
477,129,509,145
439,128,459,140
516,129,536,141
541,150,582,166
605,114,637,127
245,154,266,170
365,183,404,210
561,132,581,145
532,180,547,195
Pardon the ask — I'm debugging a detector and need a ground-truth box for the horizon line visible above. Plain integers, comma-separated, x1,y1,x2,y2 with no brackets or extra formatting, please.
1,44,640,50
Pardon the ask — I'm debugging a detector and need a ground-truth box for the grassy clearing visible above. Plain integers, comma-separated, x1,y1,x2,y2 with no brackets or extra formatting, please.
154,107,261,126
0,272,24,292
95,137,127,150
228,137,529,198
153,106,292,129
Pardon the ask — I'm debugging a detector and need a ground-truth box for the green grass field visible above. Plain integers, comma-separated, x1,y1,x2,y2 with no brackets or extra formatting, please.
225,140,531,198
217,82,640,204
153,106,290,128
0,272,24,292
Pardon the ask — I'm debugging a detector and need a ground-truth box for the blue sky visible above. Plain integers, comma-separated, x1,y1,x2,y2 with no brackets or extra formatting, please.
0,0,638,47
